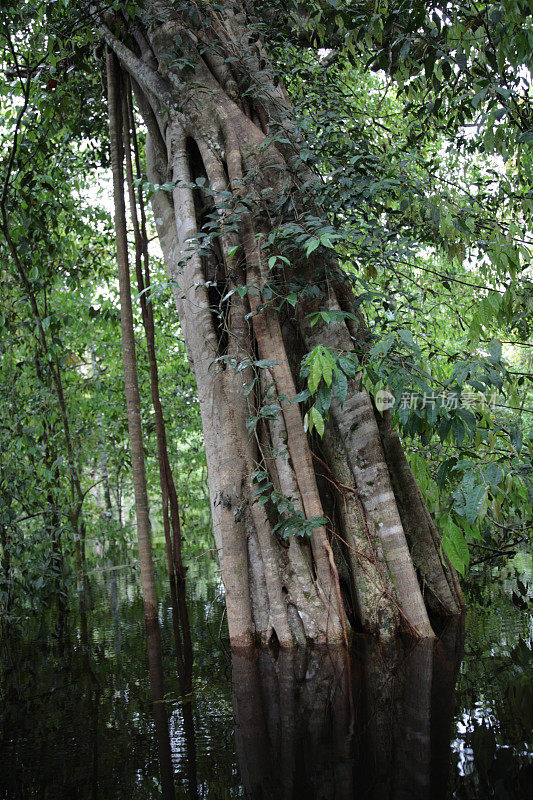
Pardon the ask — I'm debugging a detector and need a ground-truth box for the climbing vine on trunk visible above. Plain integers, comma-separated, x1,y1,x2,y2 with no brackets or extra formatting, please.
99,0,464,647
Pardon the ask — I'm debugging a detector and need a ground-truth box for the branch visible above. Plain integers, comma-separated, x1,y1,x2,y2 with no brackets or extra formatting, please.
1,64,31,206
98,23,175,111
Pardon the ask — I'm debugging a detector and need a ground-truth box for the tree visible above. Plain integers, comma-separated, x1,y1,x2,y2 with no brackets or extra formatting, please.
96,0,469,647
2,1,531,648
107,47,161,636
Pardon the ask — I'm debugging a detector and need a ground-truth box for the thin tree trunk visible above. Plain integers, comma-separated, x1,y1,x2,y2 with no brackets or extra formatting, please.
107,64,177,790
106,48,159,631
122,79,184,582
121,77,193,673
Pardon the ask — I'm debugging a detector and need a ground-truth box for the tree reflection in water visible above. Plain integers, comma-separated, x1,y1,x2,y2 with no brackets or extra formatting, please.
146,570,197,800
230,620,463,800
4,559,531,800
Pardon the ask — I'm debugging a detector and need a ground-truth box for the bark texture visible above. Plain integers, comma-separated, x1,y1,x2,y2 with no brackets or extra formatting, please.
100,0,464,646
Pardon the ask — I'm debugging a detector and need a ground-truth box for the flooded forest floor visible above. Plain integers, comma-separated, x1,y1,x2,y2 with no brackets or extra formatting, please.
1,553,531,800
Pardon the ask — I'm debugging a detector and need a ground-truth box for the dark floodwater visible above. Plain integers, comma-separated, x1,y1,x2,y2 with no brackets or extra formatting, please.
1,556,531,800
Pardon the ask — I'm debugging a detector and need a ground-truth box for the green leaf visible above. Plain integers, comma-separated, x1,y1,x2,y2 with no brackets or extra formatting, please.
308,405,325,437
291,389,310,404
259,403,281,419
455,50,467,71
452,416,465,446
320,350,333,387
441,517,469,575
517,129,533,144
457,473,488,524
482,463,503,486
333,369,348,405
338,355,357,379
464,483,487,524
308,351,322,394
397,328,417,350
315,383,332,416
245,416,258,433
509,425,523,453
305,237,320,256
370,333,395,357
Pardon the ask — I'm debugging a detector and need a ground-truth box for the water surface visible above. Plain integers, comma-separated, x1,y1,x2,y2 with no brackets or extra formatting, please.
1,556,531,799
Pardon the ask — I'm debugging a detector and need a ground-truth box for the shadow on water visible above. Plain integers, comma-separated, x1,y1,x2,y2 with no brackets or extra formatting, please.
0,556,531,799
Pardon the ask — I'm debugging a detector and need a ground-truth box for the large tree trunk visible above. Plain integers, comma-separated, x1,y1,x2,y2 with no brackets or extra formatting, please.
99,1,464,646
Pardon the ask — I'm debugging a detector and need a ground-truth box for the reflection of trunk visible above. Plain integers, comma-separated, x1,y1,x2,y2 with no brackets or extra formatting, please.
90,687,100,800
100,2,464,645
353,638,399,800
358,626,465,800
393,641,434,799
231,631,464,799
430,618,465,797
109,567,122,656
171,575,198,798
179,696,198,800
232,647,353,800
146,624,177,800
393,626,464,800
173,578,194,694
